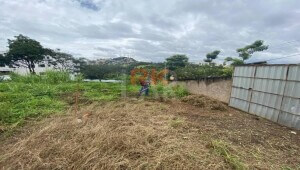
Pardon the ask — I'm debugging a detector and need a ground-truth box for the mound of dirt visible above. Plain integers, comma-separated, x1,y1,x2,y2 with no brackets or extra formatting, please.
181,95,227,111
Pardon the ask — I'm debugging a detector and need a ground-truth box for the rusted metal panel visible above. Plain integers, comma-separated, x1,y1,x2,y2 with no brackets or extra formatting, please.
283,81,300,98
229,98,249,112
253,79,286,95
278,112,300,129
234,66,256,77
232,77,254,89
249,103,279,122
230,87,251,101
287,65,300,81
255,65,288,80
251,91,282,109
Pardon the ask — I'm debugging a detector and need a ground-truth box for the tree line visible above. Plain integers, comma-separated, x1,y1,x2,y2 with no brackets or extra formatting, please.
0,34,268,80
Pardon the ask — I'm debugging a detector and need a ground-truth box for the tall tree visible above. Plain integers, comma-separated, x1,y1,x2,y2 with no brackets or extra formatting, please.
49,49,77,72
225,40,268,65
0,54,6,67
166,54,188,70
204,50,220,64
73,57,88,73
3,34,52,74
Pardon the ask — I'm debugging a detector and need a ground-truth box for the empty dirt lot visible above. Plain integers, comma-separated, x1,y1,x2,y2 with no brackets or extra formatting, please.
0,95,299,169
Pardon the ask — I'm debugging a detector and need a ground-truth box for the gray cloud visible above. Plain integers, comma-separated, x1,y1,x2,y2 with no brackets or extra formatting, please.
0,0,299,64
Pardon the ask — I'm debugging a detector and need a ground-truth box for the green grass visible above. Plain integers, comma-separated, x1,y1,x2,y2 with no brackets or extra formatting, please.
210,140,247,170
150,83,189,98
170,117,184,128
0,71,188,129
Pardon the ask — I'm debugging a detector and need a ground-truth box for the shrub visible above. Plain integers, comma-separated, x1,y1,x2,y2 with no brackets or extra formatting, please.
10,71,74,84
150,83,188,98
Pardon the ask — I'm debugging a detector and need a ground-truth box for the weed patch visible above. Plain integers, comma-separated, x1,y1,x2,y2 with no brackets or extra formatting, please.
0,72,187,130
209,140,247,170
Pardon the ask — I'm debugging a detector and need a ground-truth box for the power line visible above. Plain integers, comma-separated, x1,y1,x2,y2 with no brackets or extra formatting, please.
264,53,300,62
268,40,300,51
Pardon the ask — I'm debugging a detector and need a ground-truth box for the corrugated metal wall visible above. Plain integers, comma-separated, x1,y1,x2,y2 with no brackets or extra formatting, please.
229,65,300,130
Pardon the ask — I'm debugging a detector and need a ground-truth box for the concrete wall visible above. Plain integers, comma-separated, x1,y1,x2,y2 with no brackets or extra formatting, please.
171,77,232,103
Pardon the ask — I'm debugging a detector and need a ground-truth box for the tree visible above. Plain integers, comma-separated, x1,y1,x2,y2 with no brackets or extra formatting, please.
166,54,188,70
73,57,88,73
3,34,52,74
225,40,268,66
49,49,77,72
0,54,6,67
204,50,220,64
224,57,245,66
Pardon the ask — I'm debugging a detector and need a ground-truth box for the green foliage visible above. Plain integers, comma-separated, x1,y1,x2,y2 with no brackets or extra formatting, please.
166,54,189,70
225,40,268,66
80,64,126,80
222,67,234,77
0,54,6,67
10,71,73,84
4,34,52,74
0,71,187,128
225,57,244,66
236,40,268,61
211,140,247,170
0,83,67,125
174,64,233,80
150,83,189,98
204,50,220,63
80,61,165,80
49,49,77,72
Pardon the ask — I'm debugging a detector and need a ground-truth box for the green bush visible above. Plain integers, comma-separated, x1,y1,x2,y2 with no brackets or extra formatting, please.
10,71,75,84
150,83,189,98
174,64,233,80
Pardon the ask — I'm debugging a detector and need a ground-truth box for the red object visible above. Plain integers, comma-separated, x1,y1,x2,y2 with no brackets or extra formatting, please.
140,79,146,86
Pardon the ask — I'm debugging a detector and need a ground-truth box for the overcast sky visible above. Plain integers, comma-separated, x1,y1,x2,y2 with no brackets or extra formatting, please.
0,0,300,64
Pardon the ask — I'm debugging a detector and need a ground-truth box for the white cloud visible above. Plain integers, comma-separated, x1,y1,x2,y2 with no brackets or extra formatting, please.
0,0,299,63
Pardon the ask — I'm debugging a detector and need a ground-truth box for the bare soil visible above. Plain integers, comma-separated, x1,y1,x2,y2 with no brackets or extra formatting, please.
0,95,299,170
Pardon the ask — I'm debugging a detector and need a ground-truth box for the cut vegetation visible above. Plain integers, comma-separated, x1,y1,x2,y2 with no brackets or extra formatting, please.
0,75,299,169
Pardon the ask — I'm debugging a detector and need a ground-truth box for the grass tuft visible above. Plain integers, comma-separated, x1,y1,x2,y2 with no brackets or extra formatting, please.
210,140,247,170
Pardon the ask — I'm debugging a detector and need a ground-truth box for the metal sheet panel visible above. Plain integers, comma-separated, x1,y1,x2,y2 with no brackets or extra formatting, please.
281,97,300,116
234,66,256,77
232,77,253,89
230,87,251,101
253,79,286,95
255,65,288,80
249,103,279,122
230,65,300,130
278,112,300,129
229,98,249,112
251,91,282,109
283,81,300,98
287,65,300,81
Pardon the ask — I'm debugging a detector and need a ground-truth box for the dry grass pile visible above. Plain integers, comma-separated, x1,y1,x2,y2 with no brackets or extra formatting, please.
181,95,227,111
0,100,224,169
0,97,299,169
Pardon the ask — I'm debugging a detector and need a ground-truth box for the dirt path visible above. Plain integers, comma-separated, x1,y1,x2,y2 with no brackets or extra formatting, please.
0,96,299,169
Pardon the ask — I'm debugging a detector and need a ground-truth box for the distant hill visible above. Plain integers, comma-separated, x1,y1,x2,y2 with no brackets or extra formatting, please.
93,57,137,65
